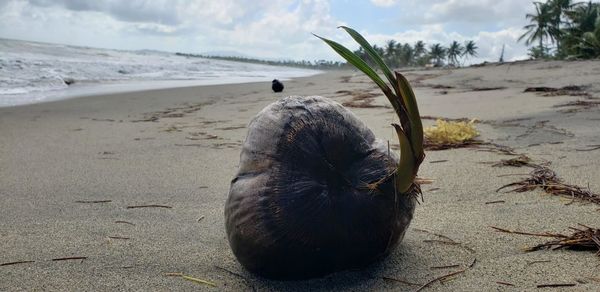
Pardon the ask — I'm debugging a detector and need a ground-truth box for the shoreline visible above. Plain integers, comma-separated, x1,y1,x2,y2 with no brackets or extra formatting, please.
0,71,324,108
2,62,600,291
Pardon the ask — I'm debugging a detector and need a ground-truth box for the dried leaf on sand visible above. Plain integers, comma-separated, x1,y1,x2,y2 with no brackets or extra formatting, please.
492,225,600,255
497,166,600,205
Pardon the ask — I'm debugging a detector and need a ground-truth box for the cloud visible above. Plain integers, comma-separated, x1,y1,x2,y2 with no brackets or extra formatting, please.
28,0,182,25
370,0,397,7
426,0,531,25
0,0,532,63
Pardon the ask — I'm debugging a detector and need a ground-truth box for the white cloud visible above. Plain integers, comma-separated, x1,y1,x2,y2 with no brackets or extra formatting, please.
0,0,533,63
370,0,397,7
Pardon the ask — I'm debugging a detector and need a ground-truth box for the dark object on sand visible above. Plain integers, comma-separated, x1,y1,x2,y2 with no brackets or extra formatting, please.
524,85,584,92
272,79,284,92
225,27,424,280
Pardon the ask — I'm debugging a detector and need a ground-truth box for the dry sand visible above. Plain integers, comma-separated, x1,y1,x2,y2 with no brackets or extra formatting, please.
1,60,600,291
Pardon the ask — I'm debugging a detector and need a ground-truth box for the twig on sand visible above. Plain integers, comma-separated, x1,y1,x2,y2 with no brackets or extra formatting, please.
485,200,505,205
414,258,476,292
52,256,87,261
165,272,217,287
497,165,600,205
492,224,600,254
416,229,476,253
0,260,35,267
430,264,460,270
115,220,135,226
75,200,112,203
126,204,172,209
383,276,422,286
108,236,130,240
536,283,576,288
496,281,516,286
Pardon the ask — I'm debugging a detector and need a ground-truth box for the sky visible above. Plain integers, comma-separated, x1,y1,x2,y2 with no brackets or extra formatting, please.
0,0,545,64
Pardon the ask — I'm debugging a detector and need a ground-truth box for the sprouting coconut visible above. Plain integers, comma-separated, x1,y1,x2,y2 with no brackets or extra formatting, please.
224,26,425,280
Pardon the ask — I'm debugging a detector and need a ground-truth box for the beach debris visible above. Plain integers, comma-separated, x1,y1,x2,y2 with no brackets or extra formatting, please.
497,165,600,205
271,79,284,92
485,200,505,205
429,159,448,163
524,85,589,97
491,224,600,254
537,283,577,288
108,236,130,240
430,84,454,89
337,89,388,108
51,256,87,261
382,276,422,286
420,115,472,123
126,204,172,209
75,200,112,204
471,86,506,91
115,220,135,226
430,264,460,270
475,143,519,156
197,215,205,222
554,99,600,110
0,260,35,267
492,154,534,167
414,228,475,253
415,258,476,292
496,281,516,286
423,119,480,150
63,77,75,85
165,272,217,287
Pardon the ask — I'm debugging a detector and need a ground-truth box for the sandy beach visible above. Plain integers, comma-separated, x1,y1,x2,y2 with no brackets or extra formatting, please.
2,60,600,291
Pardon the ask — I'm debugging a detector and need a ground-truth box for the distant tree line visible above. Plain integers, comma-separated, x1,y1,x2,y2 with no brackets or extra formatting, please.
175,52,352,70
520,0,600,59
177,38,478,71
353,39,478,68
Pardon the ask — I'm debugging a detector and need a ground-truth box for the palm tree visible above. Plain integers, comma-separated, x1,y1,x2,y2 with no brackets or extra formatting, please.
414,41,426,58
413,41,427,66
562,1,600,57
547,0,575,54
519,2,554,58
429,43,446,66
398,43,414,66
579,25,600,58
384,40,397,67
462,40,478,64
447,41,464,66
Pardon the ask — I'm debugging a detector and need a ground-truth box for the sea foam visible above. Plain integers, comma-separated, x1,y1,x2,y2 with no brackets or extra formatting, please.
0,39,319,107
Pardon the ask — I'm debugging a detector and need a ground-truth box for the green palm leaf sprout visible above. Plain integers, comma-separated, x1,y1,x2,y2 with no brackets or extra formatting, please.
315,27,424,194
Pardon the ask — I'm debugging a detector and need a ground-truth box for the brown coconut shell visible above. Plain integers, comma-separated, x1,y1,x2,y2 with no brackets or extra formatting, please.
225,96,417,280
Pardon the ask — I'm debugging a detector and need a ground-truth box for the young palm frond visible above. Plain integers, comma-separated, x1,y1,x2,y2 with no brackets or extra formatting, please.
315,27,424,194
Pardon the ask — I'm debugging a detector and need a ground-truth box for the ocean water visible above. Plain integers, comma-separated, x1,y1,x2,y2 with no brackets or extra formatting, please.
0,39,320,107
